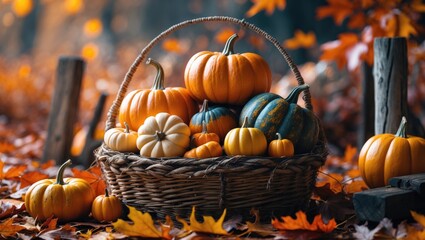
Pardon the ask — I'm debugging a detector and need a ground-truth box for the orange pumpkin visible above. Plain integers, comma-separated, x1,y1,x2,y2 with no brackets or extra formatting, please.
119,58,198,131
184,34,271,105
359,117,425,188
184,141,223,159
91,189,123,222
191,120,220,147
268,133,294,157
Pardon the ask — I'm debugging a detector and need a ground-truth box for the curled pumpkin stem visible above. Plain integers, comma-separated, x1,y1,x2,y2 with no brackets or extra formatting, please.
56,159,72,185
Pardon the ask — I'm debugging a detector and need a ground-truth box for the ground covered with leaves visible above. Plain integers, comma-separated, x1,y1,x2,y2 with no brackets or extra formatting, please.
0,120,424,240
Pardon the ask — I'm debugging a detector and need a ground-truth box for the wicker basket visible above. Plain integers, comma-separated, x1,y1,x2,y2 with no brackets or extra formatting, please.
96,16,328,221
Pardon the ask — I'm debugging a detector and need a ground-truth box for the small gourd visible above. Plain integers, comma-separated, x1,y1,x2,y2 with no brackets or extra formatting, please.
191,120,220,147
104,122,138,152
137,112,191,158
184,141,223,159
268,133,295,157
224,117,267,156
25,160,95,222
91,189,123,222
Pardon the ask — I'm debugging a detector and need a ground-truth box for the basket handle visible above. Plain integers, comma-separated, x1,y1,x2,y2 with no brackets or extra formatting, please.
105,16,313,130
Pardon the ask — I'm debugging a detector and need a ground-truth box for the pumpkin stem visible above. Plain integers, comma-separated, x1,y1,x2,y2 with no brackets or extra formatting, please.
222,34,238,56
241,116,249,128
200,99,209,125
146,58,165,90
395,116,408,138
155,131,166,141
105,188,109,197
285,84,310,104
201,120,208,133
124,122,130,133
276,132,282,140
55,159,72,185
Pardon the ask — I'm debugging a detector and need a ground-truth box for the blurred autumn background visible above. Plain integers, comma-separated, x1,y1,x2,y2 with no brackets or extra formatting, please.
0,0,424,238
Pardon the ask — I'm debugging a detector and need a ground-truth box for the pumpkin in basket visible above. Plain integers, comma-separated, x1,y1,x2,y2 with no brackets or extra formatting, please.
184,141,223,158
118,58,198,131
224,117,267,156
358,117,425,188
184,33,272,105
190,99,238,141
239,84,320,154
137,112,191,158
191,120,220,147
268,133,294,157
103,122,138,152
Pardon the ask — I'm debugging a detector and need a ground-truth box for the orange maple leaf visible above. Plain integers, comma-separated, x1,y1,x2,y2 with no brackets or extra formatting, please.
0,161,27,181
316,0,354,25
272,211,336,233
0,218,26,238
71,166,106,196
386,12,418,38
246,0,286,17
284,30,317,50
20,171,49,189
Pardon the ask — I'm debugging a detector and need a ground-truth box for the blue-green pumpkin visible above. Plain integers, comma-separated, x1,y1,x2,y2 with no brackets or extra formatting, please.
190,99,238,142
239,84,320,154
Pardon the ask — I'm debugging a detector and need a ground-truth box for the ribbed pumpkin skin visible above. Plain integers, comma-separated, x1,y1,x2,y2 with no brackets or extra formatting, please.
358,117,425,188
91,190,123,222
239,85,320,154
119,59,198,131
189,100,238,141
268,133,295,157
103,123,138,152
184,141,223,158
224,120,267,156
25,160,95,222
184,34,271,105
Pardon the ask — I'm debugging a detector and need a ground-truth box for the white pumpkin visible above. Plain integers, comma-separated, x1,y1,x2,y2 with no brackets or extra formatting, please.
104,122,138,152
137,112,191,157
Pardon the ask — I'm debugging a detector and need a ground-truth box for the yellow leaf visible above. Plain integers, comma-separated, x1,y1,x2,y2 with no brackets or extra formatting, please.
246,0,286,17
84,18,103,38
12,0,33,17
177,207,229,235
112,206,162,238
283,30,317,49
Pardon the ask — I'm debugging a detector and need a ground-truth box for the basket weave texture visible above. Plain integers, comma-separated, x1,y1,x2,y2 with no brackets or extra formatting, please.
96,16,328,220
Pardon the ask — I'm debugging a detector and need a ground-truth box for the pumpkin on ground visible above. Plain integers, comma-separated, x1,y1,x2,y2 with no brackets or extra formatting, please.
191,120,220,147
91,189,123,222
118,58,198,131
104,122,138,152
239,84,320,154
268,133,294,157
189,99,238,141
25,160,95,222
184,33,272,105
137,112,191,158
224,117,267,156
358,117,425,188
71,126,104,156
184,141,223,159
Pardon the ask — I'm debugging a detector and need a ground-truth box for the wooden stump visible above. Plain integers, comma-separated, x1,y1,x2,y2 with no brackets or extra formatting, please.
42,57,85,165
373,37,408,135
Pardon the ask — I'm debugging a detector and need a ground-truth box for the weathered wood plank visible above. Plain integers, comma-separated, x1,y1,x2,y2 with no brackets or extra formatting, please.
42,57,85,165
353,186,425,222
373,37,408,135
389,174,425,197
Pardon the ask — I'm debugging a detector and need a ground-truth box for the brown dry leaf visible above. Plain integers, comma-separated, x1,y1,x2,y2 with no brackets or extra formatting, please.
162,38,184,54
0,161,27,180
272,211,336,233
317,172,344,193
71,166,106,196
20,171,49,189
0,218,26,238
37,224,77,239
240,209,275,237
0,199,25,220
246,0,286,17
112,206,163,238
316,0,354,25
284,30,317,50
177,207,229,235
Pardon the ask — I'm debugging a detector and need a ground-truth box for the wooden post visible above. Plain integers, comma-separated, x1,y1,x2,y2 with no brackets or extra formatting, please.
358,62,375,148
373,37,408,134
42,57,85,165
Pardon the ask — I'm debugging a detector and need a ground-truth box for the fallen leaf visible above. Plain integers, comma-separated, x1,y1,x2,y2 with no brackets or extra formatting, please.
71,166,106,196
0,161,27,181
112,206,162,238
240,209,275,237
177,207,229,235
246,0,286,17
0,218,26,238
20,171,49,189
272,211,336,233
0,199,25,219
284,30,317,50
